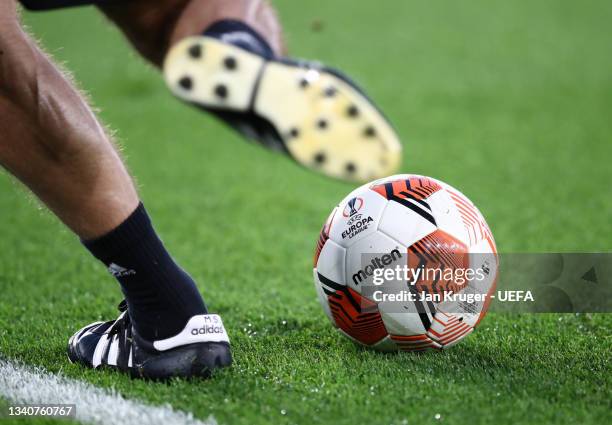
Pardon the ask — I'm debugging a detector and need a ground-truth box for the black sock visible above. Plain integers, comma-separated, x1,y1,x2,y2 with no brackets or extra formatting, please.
83,203,207,341
204,19,275,59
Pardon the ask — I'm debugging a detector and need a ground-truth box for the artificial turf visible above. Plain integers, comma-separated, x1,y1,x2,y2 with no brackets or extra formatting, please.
1,0,610,424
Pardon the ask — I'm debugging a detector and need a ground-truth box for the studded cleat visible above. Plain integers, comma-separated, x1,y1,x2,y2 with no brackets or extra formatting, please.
164,36,402,183
67,301,232,380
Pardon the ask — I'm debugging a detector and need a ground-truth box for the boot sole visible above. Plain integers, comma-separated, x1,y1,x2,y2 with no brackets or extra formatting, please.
135,341,232,380
164,36,402,183
67,340,232,380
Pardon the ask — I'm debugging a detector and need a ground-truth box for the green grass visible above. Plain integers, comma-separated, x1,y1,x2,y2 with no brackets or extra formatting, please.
1,0,611,424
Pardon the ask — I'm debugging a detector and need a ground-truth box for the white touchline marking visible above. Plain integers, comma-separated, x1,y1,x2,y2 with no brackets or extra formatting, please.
0,358,217,425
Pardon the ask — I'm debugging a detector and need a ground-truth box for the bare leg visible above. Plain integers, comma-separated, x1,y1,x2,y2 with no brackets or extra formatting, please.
98,0,285,67
1,1,231,378
0,1,139,239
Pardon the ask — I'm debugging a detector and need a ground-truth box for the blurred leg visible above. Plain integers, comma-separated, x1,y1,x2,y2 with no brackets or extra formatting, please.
98,0,284,67
99,0,402,182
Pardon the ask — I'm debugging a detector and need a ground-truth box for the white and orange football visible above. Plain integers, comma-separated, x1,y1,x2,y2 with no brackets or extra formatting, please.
313,175,498,352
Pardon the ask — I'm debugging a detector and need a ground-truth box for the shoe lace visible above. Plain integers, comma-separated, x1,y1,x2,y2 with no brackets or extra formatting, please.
107,300,129,335
117,299,128,313
104,300,133,371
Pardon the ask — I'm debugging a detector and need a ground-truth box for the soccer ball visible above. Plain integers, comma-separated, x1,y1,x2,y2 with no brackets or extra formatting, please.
313,175,498,351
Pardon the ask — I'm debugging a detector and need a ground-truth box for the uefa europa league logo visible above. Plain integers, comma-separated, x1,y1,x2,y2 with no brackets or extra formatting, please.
343,197,364,217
